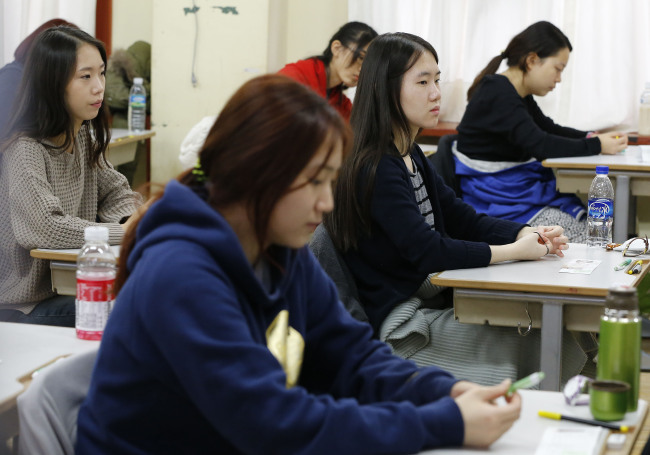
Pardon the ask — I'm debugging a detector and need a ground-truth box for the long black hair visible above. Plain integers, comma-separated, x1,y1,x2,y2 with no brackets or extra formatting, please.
317,21,378,69
2,26,111,166
467,21,571,100
325,32,438,252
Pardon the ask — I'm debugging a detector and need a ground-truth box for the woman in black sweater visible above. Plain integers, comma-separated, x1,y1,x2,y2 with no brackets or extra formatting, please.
456,21,627,240
321,33,593,387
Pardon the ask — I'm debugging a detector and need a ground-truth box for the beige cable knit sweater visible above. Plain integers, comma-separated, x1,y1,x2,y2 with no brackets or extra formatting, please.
0,125,141,313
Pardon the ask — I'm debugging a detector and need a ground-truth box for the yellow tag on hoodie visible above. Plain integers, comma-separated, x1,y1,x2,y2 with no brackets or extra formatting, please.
266,310,304,388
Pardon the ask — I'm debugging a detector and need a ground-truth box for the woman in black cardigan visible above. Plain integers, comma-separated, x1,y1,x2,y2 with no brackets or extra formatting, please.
323,32,593,387
456,21,627,239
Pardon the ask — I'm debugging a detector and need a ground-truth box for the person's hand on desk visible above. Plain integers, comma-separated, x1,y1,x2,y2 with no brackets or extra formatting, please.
531,225,568,257
515,225,568,257
490,226,567,263
454,379,521,448
596,132,628,155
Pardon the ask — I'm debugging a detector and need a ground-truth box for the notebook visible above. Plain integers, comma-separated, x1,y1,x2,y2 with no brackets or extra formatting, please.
535,426,608,455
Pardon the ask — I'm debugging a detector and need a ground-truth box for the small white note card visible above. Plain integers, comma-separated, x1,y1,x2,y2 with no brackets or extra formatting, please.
534,426,608,455
559,259,601,274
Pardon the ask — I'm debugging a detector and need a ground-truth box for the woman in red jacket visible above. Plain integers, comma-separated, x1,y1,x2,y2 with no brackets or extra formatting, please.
279,21,377,121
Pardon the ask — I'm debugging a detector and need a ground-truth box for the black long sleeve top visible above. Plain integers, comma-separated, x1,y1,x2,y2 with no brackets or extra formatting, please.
457,74,601,162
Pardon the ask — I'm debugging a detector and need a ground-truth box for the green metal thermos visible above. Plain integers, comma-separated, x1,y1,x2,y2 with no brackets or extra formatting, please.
596,286,641,412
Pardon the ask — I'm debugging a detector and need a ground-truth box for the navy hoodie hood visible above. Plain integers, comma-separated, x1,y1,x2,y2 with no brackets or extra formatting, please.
128,180,296,308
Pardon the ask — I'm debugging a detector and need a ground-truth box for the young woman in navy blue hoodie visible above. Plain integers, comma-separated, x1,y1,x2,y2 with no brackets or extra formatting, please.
76,74,521,454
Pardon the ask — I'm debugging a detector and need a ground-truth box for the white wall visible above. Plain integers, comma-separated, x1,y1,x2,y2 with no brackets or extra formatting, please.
111,0,152,51
150,0,270,182
283,0,348,67
112,0,349,184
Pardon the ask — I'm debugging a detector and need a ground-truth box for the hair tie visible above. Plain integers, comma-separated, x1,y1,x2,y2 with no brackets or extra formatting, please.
192,158,207,183
500,51,507,59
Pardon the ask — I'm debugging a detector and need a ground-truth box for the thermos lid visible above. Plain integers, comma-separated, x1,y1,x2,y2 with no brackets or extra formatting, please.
606,285,638,311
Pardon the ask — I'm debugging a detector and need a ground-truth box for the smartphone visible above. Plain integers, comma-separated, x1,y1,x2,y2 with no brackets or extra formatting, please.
506,371,545,397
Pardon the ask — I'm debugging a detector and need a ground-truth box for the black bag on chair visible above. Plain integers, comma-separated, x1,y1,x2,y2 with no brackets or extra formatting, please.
426,134,461,198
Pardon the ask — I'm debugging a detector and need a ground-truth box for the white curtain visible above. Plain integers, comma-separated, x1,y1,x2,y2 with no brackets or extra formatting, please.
349,0,650,132
1,0,96,66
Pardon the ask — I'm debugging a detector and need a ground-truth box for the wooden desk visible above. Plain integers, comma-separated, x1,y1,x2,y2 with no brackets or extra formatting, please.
420,389,647,455
629,133,650,146
431,244,649,391
0,323,98,454
543,146,650,243
106,128,155,167
30,246,120,296
417,124,650,145
418,121,459,139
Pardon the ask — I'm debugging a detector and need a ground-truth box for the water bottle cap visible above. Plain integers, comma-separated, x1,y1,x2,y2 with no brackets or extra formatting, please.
134,77,144,85
84,226,109,242
595,165,609,175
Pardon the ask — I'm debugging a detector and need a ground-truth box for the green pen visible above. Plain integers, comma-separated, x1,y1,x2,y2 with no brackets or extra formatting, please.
506,371,545,397
615,259,632,271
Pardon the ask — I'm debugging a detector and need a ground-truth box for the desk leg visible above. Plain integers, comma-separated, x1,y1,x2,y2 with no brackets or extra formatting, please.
614,175,630,243
0,406,18,455
540,302,563,391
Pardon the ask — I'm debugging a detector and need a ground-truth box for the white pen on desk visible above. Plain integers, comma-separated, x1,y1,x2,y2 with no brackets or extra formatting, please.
615,258,632,271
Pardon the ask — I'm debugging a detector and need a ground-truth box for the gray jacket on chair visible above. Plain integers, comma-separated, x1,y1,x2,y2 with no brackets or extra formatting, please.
17,348,98,455
309,224,369,324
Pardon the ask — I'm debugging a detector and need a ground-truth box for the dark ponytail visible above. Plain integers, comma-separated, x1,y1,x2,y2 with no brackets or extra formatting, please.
467,54,506,100
467,21,572,101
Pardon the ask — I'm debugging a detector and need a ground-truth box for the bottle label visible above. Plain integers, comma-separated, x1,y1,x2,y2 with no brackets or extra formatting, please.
76,277,115,340
129,94,146,108
588,198,613,219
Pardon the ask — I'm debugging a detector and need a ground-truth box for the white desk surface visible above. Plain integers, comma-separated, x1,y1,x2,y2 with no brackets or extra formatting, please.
543,146,650,171
431,243,648,297
420,389,647,455
0,323,97,451
0,323,97,413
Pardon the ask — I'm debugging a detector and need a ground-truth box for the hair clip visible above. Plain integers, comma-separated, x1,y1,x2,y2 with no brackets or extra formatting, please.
192,158,207,183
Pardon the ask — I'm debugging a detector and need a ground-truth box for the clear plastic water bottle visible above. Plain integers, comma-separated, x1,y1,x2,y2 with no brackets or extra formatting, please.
586,166,614,247
639,82,650,136
127,77,146,132
75,226,116,340
597,286,641,412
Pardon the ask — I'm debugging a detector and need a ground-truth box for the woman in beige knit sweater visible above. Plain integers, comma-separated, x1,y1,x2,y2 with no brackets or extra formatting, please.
0,26,141,326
